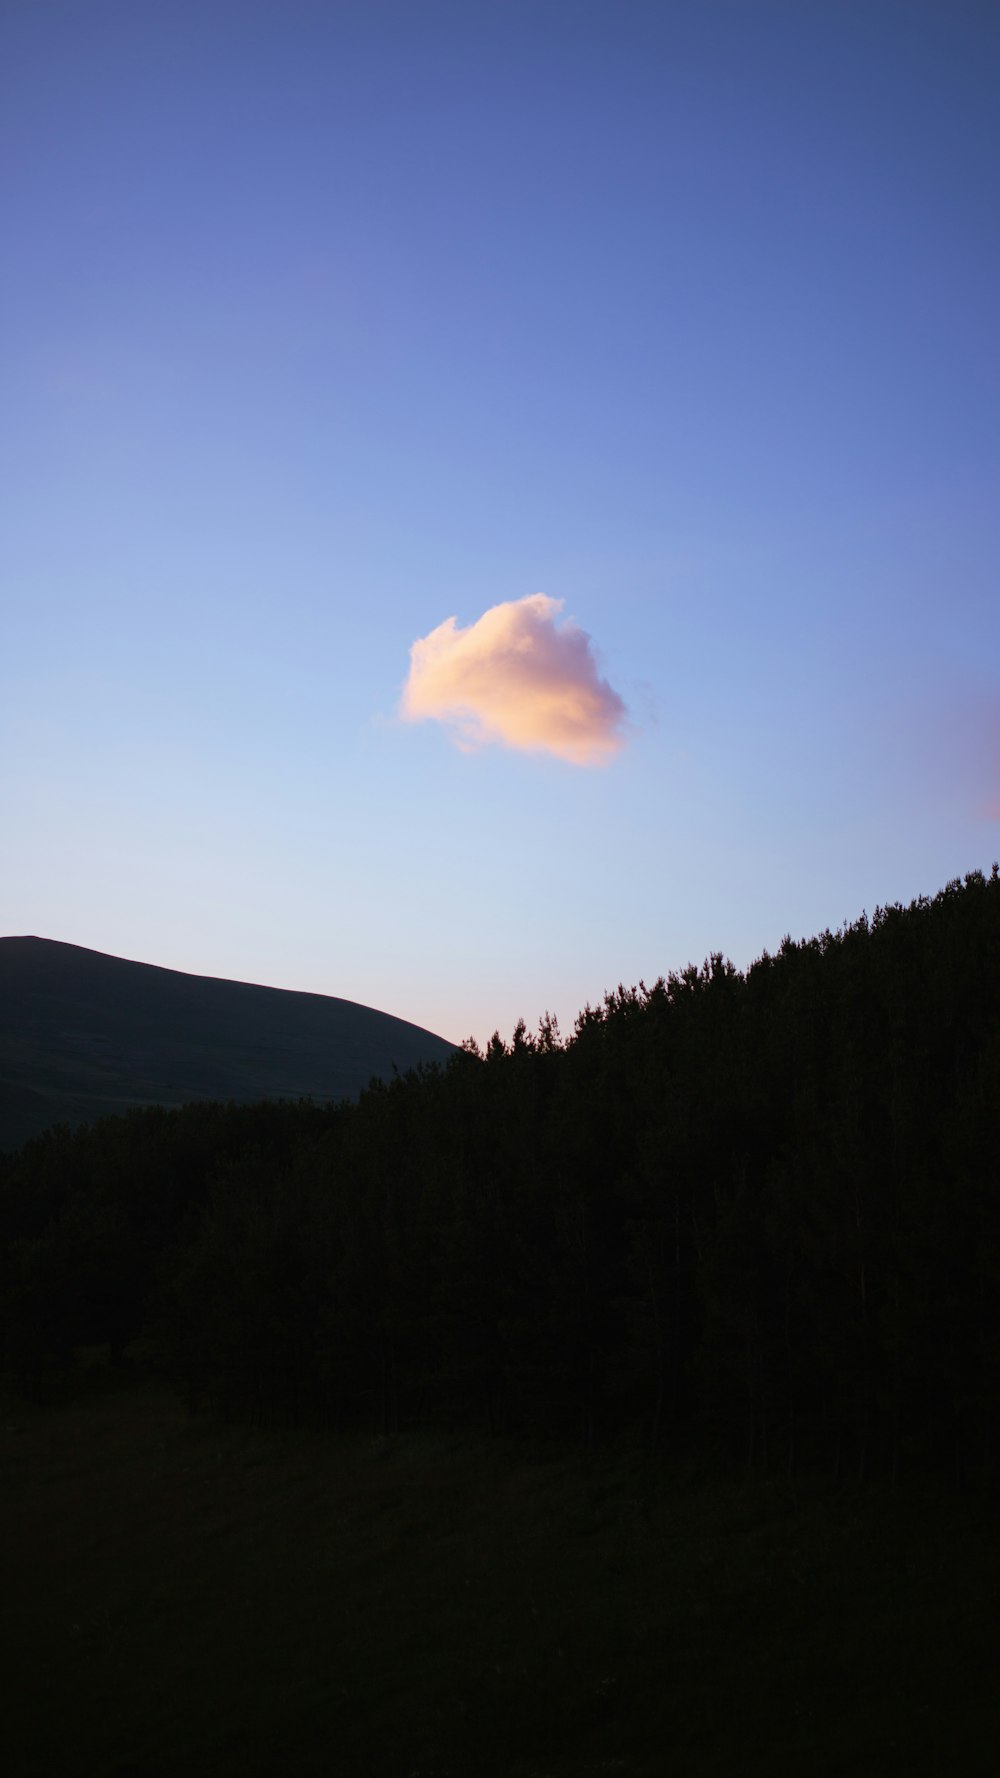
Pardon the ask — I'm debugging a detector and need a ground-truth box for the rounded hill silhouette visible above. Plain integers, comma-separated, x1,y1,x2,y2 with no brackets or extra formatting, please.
0,937,455,1151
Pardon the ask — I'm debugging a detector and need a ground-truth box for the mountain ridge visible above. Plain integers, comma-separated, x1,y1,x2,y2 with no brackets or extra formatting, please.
0,936,455,1152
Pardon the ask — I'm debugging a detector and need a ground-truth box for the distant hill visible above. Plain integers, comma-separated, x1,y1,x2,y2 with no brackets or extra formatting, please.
0,937,455,1152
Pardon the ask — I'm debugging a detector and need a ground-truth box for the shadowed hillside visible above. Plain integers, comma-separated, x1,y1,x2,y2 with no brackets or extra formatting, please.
0,938,455,1152
3,872,1000,1775
4,869,998,1484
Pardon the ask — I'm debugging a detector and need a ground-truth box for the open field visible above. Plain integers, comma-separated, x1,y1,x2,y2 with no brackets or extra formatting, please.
4,1377,998,1777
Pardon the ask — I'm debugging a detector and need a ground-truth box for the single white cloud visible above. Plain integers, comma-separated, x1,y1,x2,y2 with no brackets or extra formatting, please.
400,595,627,766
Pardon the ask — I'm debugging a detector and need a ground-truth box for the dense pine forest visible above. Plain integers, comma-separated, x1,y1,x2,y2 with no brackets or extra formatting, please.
3,867,999,1486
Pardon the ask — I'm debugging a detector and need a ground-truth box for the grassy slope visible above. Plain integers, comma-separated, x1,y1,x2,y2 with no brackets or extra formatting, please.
3,1380,997,1778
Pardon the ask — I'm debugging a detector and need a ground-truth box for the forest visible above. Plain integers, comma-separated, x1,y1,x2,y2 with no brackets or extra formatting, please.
3,867,999,1487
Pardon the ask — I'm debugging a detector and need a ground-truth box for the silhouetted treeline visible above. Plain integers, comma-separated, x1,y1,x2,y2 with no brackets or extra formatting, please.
3,868,999,1483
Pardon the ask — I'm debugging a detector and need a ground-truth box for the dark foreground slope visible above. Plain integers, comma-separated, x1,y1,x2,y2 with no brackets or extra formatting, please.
4,1382,998,1778
0,937,454,1152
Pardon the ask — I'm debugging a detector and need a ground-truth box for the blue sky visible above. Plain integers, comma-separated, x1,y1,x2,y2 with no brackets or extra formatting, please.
3,0,998,1044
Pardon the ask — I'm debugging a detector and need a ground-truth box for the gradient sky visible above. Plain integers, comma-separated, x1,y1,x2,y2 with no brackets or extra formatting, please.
3,0,999,1045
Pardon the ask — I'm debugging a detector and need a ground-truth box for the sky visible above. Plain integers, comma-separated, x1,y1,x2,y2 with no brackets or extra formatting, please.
2,0,999,1047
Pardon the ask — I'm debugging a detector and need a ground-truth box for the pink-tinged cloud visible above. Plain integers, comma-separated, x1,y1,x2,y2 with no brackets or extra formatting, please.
400,595,627,765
